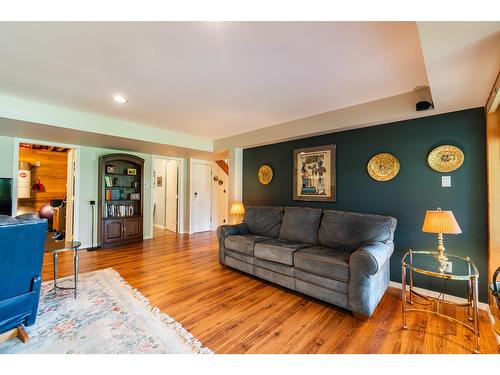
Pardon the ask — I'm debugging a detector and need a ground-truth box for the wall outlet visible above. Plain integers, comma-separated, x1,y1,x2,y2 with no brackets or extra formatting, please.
445,261,453,273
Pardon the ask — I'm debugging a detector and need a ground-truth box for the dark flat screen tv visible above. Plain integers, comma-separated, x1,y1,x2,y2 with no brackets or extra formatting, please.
0,178,13,216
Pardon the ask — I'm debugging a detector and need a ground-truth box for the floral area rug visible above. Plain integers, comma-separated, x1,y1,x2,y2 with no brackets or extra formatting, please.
0,268,212,354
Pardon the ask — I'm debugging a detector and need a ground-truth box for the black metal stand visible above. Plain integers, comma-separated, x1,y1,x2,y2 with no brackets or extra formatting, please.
87,200,100,251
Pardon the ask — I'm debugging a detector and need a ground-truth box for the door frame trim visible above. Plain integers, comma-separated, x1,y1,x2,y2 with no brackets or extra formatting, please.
151,155,186,235
189,159,212,234
165,159,179,233
12,137,81,242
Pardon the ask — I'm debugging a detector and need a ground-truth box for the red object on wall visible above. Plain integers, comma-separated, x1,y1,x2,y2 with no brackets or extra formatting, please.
32,178,46,192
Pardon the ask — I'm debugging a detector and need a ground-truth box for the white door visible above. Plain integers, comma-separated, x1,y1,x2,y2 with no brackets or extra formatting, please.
153,159,166,227
65,149,76,240
166,160,178,232
191,162,212,233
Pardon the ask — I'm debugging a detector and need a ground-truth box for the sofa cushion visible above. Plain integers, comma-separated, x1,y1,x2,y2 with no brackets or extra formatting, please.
278,206,322,245
243,206,284,237
226,249,255,265
225,234,272,256
254,258,295,277
317,210,396,251
294,269,347,294
254,239,310,266
294,246,351,282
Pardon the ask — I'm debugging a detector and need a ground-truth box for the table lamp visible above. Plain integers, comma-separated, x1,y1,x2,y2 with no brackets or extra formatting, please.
230,202,245,224
422,207,462,262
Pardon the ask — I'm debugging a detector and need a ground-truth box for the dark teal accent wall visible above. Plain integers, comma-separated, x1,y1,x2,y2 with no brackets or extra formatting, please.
243,108,488,301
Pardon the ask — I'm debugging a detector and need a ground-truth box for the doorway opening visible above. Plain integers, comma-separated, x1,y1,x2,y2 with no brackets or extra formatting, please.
153,158,180,233
16,143,77,242
189,158,229,234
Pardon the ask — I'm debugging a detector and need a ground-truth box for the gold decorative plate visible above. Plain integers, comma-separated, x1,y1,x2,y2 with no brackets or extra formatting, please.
367,153,400,181
258,164,273,185
428,145,464,172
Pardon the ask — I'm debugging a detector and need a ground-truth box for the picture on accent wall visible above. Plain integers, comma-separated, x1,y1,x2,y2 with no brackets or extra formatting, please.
293,144,336,202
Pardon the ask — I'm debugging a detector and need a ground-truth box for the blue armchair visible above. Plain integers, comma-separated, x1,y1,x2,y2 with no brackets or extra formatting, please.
0,214,47,341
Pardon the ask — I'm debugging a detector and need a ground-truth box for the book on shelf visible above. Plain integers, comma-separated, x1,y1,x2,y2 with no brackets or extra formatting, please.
104,203,137,218
104,176,113,188
105,189,124,200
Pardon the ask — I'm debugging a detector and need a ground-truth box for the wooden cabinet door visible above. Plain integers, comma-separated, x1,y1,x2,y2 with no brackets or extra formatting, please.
103,219,123,243
124,217,142,240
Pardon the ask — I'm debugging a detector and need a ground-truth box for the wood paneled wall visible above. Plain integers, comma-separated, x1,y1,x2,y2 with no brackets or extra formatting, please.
487,108,500,317
18,148,68,212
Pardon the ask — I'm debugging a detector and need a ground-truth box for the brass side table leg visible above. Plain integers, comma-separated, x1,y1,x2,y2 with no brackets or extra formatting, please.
472,276,480,354
466,279,472,318
402,264,408,329
409,251,414,304
467,263,473,321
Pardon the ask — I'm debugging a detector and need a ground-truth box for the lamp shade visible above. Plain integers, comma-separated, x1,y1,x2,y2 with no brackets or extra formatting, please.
422,208,462,234
230,202,245,215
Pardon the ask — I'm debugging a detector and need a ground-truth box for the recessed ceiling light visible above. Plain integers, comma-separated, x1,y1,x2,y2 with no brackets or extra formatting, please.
112,95,128,104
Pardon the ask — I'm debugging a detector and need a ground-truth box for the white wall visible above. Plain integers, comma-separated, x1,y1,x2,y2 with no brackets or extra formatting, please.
0,135,14,178
153,158,166,228
228,148,243,224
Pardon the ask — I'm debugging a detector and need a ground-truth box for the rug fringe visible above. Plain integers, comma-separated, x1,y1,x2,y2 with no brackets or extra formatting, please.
104,268,214,354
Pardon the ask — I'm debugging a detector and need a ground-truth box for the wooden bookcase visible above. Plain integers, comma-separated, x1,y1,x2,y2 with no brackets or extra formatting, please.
97,154,144,248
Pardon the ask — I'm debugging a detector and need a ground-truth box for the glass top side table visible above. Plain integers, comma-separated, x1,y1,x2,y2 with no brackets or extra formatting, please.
401,249,480,353
44,240,82,298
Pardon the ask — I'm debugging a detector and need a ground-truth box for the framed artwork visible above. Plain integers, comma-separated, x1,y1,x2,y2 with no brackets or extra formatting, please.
156,176,163,187
293,144,336,202
127,168,137,176
106,165,115,174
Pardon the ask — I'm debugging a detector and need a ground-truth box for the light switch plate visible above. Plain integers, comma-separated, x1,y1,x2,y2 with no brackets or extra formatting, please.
442,176,451,187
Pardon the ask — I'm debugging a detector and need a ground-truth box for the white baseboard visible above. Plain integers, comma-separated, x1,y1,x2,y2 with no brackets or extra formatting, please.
389,281,490,311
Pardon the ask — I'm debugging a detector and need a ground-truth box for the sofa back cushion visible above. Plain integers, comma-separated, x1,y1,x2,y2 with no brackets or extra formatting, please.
243,206,284,238
318,210,397,251
279,207,322,245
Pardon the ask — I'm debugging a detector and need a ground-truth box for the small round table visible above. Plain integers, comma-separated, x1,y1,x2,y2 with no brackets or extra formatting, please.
44,240,82,298
401,250,480,353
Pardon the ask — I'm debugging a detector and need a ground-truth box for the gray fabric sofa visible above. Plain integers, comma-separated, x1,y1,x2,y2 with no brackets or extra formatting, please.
217,206,397,319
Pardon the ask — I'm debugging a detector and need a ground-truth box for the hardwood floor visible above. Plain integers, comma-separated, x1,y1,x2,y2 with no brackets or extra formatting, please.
41,229,499,354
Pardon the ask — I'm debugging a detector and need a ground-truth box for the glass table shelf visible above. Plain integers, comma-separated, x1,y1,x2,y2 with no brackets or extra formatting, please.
402,250,479,281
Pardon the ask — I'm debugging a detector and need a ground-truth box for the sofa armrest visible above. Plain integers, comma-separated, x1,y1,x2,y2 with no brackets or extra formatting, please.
348,241,394,318
350,241,394,276
217,223,249,264
217,223,248,239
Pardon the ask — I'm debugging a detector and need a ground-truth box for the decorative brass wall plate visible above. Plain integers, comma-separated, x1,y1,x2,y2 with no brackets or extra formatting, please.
367,153,400,181
258,164,273,185
427,145,464,172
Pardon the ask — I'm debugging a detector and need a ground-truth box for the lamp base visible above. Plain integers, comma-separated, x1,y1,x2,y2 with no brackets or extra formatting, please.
436,232,448,262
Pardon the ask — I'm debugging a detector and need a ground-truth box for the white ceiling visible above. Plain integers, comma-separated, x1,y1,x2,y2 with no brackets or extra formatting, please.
0,22,429,140
417,22,500,111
